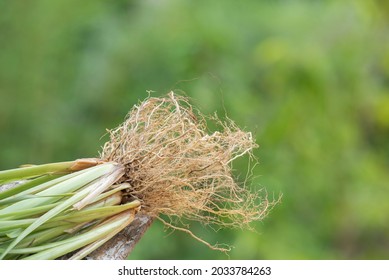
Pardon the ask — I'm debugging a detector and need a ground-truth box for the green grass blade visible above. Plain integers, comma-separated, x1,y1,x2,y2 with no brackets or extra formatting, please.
0,170,90,209
0,202,60,220
23,210,135,260
44,200,140,227
0,219,35,232
68,210,136,260
0,174,62,200
0,161,76,184
15,225,76,249
6,228,23,239
0,162,122,259
0,163,114,216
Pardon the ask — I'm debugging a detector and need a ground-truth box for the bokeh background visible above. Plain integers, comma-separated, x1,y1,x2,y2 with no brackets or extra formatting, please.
1,0,388,259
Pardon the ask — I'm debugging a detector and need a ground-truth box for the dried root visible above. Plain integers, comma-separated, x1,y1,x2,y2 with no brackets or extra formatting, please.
101,92,273,247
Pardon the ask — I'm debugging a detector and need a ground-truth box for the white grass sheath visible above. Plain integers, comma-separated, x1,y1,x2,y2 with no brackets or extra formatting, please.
72,166,125,210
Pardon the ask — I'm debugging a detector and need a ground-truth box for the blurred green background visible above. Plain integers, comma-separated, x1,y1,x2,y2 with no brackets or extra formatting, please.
1,0,388,259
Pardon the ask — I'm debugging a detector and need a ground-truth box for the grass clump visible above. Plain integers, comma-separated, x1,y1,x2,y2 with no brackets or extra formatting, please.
0,92,273,259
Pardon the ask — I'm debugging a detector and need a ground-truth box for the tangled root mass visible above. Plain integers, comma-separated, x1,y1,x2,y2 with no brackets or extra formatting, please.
101,92,270,231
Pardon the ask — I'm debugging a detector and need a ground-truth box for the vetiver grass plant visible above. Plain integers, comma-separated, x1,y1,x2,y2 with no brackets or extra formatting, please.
0,92,272,259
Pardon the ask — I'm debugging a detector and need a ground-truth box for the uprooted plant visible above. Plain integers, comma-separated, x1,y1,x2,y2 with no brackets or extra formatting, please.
0,92,273,259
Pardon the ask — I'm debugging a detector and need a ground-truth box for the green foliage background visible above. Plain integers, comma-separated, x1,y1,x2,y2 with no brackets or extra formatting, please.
1,0,388,259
